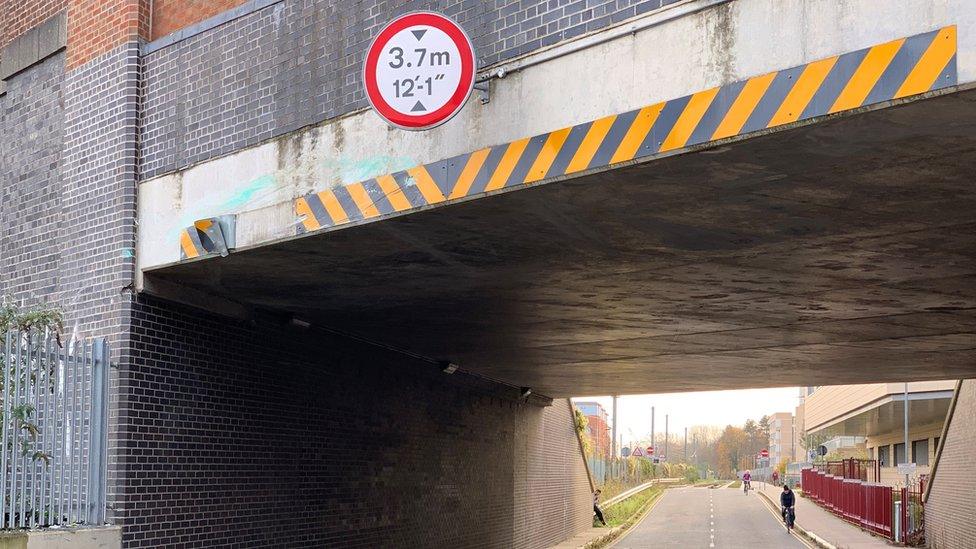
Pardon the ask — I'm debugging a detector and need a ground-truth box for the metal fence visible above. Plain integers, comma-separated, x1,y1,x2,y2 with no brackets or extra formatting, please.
815,458,879,482
0,330,109,529
801,466,931,544
802,467,894,539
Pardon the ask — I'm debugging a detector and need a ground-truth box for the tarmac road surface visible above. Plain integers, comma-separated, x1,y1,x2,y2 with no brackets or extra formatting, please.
613,485,808,548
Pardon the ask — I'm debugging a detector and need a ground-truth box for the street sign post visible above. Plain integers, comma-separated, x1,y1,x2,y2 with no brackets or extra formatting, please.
363,12,476,130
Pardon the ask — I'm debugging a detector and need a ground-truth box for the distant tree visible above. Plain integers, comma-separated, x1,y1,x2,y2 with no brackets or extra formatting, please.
776,458,788,477
716,426,749,477
758,415,771,440
743,419,758,438
800,430,830,461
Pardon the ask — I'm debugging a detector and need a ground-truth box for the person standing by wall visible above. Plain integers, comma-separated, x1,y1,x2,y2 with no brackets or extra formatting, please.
593,489,607,526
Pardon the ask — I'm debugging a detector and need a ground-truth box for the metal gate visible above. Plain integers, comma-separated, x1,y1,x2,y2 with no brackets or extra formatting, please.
0,330,109,529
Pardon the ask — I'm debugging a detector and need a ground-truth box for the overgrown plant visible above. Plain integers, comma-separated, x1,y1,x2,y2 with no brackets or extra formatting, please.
574,406,593,455
0,299,64,464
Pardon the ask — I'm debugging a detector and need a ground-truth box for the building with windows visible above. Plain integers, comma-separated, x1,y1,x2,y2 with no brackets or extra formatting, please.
801,381,955,486
575,401,612,458
768,412,798,467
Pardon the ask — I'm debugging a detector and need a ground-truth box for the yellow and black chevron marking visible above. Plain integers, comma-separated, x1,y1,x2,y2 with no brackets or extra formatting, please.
179,218,229,260
294,26,956,234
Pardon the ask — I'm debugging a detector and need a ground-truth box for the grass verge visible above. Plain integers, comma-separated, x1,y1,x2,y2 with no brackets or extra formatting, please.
729,480,742,488
602,486,663,527
584,486,668,549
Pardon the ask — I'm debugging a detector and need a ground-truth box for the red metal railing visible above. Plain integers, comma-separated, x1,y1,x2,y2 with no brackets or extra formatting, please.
900,477,925,546
802,467,893,539
815,458,879,482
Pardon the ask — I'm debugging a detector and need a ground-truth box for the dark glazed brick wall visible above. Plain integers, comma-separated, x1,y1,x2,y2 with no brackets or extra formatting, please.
60,42,140,338
140,0,678,179
116,293,591,548
0,41,140,337
0,52,65,305
140,3,281,175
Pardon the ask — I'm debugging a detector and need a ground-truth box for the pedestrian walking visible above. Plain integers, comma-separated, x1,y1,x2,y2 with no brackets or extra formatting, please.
593,489,607,526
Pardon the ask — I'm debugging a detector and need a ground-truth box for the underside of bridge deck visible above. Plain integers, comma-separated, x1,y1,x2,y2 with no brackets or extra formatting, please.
146,88,976,397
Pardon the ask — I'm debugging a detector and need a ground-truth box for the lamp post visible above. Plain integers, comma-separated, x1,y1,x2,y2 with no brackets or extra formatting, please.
904,382,910,488
612,395,619,479
651,406,655,457
684,427,688,461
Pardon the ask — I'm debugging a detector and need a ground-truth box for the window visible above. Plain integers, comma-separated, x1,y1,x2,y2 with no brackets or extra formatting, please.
895,443,906,465
878,445,890,467
935,436,940,450
913,439,929,466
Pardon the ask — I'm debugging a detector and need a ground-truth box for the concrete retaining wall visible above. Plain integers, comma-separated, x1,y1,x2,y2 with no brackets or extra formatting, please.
0,527,121,549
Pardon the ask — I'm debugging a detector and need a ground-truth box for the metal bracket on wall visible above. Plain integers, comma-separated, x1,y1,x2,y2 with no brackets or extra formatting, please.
473,81,490,104
179,215,237,260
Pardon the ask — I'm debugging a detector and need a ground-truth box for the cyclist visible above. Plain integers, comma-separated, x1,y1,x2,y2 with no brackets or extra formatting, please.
781,484,796,530
742,470,751,493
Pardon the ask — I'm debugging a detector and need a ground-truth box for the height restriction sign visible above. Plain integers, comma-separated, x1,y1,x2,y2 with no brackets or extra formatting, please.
364,12,476,130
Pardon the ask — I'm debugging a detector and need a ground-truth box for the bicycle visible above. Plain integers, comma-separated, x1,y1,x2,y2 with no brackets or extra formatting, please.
782,505,795,531
743,480,750,494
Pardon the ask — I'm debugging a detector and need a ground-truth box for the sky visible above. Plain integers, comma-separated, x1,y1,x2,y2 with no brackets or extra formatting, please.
574,387,801,444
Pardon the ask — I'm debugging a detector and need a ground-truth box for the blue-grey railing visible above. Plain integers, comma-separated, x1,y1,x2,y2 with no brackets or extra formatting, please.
0,330,108,529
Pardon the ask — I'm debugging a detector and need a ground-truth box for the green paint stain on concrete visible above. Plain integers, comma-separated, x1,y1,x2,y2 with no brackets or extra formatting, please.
322,156,416,184
165,174,278,241
220,174,276,209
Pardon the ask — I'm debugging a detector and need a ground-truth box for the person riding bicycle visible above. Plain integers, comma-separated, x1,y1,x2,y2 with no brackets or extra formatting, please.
781,484,796,529
742,470,752,491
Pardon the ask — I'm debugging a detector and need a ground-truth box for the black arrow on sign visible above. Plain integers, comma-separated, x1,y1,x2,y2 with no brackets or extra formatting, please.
411,29,427,40
410,101,427,112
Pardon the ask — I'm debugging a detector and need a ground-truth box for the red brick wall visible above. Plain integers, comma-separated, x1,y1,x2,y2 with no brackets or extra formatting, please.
65,0,149,70
587,415,612,458
0,0,68,49
149,0,249,40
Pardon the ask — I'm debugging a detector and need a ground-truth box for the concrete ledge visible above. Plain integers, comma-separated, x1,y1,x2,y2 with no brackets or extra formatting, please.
0,526,121,549
0,12,67,81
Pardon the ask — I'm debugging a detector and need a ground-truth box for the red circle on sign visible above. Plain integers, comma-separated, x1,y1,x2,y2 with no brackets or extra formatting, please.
363,12,476,130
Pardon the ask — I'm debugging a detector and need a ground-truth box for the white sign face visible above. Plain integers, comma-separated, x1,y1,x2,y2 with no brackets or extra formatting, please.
375,26,462,117
897,463,917,475
364,12,476,130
